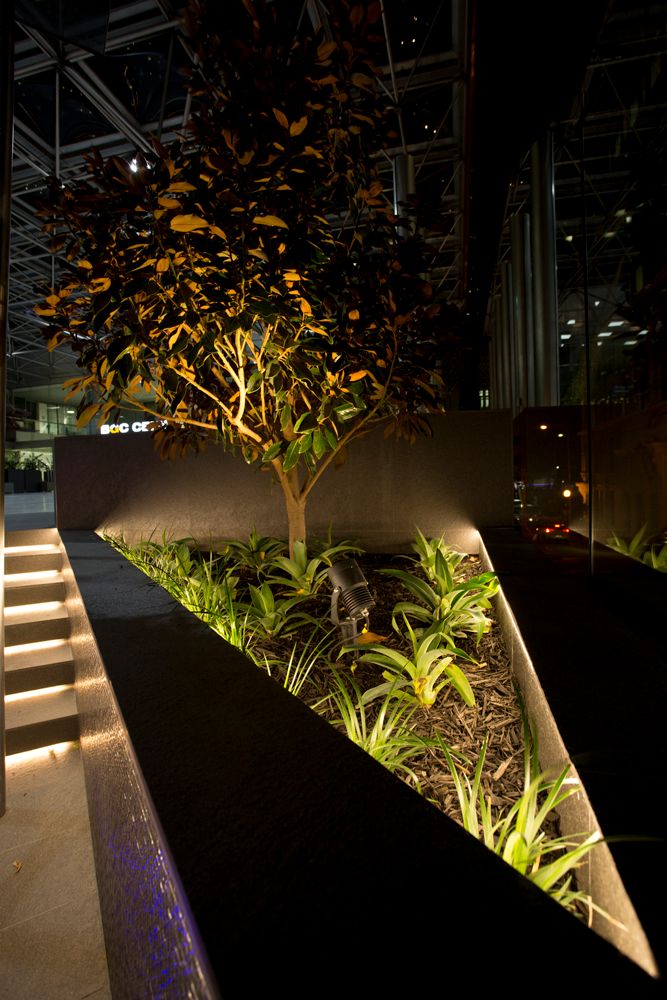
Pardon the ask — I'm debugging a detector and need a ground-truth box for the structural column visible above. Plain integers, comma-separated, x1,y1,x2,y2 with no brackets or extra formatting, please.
530,131,560,406
393,152,416,235
510,212,535,410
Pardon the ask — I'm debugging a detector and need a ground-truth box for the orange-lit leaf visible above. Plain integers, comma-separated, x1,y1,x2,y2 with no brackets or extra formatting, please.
351,72,375,88
76,403,100,428
170,214,209,232
348,370,369,382
348,308,360,320
90,277,111,293
252,214,288,228
354,631,388,645
289,116,308,136
272,108,289,129
156,258,170,273
167,181,196,192
317,41,336,61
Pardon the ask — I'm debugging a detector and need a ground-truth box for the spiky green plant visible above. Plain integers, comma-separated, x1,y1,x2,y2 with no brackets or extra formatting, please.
380,548,498,642
263,539,360,598
245,582,321,639
220,529,288,574
358,615,476,709
406,527,467,582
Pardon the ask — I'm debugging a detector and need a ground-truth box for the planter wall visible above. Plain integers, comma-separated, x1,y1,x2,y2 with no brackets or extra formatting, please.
59,530,659,998
54,412,512,552
480,527,666,979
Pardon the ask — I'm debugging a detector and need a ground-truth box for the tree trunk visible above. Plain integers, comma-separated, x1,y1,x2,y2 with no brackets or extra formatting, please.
284,489,307,557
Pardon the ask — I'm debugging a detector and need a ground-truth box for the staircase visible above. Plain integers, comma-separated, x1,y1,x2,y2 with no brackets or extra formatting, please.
3,527,79,755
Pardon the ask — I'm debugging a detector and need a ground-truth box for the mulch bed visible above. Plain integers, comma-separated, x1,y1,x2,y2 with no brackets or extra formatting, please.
245,551,528,827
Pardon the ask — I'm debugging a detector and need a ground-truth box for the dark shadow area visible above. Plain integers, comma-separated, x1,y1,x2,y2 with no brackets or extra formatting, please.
482,525,667,977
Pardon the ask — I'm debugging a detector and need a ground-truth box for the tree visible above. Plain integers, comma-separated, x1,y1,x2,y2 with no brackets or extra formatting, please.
37,0,449,552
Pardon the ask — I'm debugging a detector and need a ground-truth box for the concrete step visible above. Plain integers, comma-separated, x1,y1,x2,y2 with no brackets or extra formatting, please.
3,603,70,647
4,545,62,575
4,527,60,548
4,571,66,607
4,687,79,756
4,641,75,695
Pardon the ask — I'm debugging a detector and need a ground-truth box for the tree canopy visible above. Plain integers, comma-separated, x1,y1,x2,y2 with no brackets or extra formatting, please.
37,0,451,549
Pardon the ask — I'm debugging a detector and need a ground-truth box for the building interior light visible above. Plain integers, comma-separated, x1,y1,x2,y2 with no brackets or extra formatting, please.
558,433,564,438
565,234,573,242
639,329,648,335
567,319,576,325
539,424,548,430
624,339,638,346
598,331,613,338
560,334,572,340
594,300,601,306
608,320,625,327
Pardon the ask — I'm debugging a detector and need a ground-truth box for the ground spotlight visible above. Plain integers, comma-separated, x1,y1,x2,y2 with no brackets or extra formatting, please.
327,558,375,645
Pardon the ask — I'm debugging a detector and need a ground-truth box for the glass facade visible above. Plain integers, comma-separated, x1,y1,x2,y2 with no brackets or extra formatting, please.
490,4,667,581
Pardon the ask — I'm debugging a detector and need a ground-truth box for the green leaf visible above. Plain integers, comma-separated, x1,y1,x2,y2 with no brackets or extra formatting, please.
298,431,313,453
313,429,327,458
280,403,292,431
262,442,282,463
293,412,313,432
282,439,301,472
444,663,475,707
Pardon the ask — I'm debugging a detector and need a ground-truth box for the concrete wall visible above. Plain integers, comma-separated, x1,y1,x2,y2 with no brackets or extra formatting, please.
54,412,513,552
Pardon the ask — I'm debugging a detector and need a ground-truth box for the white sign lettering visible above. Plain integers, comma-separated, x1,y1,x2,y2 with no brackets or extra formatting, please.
100,421,153,435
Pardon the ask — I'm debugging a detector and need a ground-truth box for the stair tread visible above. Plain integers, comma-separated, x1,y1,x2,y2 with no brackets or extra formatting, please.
3,603,68,627
4,642,74,670
4,528,59,548
4,571,63,588
5,687,78,730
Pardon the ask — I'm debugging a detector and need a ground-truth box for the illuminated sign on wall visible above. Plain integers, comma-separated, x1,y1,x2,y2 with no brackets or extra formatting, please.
100,421,153,435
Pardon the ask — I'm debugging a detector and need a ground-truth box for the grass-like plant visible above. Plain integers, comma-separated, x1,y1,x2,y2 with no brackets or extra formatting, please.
264,630,337,700
435,722,608,922
327,672,427,788
358,615,476,709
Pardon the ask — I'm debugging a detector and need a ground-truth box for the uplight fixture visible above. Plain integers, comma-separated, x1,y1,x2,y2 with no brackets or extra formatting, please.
327,559,375,646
